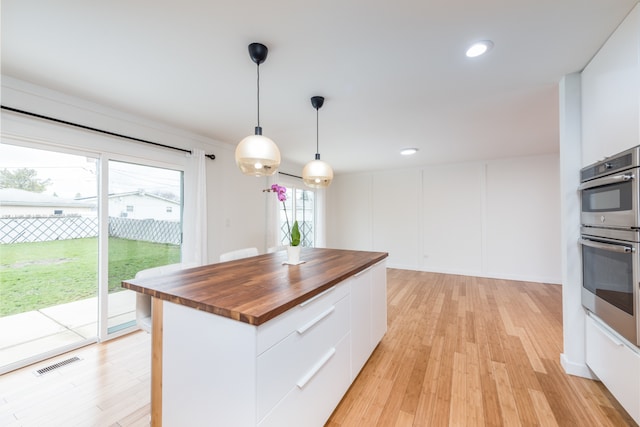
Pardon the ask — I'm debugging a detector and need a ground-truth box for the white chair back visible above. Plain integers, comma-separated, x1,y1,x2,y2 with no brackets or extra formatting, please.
134,262,198,332
219,247,259,262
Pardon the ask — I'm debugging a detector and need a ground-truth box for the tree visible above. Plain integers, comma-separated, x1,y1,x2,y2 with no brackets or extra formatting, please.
0,168,52,193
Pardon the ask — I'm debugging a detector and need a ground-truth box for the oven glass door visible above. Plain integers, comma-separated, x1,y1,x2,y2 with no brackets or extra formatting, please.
581,237,634,316
580,169,637,228
582,180,632,212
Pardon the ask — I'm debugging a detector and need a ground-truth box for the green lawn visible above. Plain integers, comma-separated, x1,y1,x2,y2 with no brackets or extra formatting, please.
0,237,180,316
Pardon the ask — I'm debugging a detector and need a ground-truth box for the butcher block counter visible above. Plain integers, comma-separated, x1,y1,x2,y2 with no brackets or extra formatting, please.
122,247,388,427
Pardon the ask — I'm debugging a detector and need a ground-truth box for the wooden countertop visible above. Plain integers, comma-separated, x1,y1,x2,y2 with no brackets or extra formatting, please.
121,247,388,326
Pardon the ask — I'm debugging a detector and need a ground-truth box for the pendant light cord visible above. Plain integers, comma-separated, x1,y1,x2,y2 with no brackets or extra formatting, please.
256,63,261,128
316,107,319,154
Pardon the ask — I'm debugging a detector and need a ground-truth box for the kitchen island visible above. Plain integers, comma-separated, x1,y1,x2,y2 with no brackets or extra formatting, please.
122,247,388,427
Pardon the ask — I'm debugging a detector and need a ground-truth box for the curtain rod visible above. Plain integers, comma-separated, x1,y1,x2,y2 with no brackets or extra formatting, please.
278,171,302,179
1,105,216,160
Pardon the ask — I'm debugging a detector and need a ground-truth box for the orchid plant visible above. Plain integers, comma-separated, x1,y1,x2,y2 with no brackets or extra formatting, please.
264,184,300,246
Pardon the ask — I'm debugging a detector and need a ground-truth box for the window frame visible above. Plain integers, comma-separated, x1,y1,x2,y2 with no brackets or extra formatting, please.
269,174,326,249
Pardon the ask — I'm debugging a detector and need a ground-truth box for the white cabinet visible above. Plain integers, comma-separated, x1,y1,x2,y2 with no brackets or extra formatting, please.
581,4,640,167
585,314,640,424
349,261,388,379
160,260,387,426
371,261,388,344
257,283,350,423
350,269,373,377
258,334,351,427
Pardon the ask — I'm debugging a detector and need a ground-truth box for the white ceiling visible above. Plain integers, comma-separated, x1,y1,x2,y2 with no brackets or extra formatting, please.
1,1,637,173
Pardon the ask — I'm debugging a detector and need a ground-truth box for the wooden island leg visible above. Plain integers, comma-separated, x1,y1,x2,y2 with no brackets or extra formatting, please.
151,297,163,427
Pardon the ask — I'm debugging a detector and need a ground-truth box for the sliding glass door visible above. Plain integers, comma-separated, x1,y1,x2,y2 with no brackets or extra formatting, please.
0,143,185,372
0,144,99,372
106,160,182,333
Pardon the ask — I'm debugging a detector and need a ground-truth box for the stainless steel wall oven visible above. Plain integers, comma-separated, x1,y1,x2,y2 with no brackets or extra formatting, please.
580,146,640,347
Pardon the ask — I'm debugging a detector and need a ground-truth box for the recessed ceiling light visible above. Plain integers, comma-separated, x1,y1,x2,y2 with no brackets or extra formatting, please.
466,40,494,58
400,148,418,156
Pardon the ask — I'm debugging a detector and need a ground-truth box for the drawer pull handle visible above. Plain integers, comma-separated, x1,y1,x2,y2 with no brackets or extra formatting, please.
296,348,336,389
603,332,624,347
300,287,334,307
297,306,335,335
587,312,625,347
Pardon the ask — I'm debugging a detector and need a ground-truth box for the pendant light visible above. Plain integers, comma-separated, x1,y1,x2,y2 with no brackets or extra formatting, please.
235,42,281,176
302,96,334,188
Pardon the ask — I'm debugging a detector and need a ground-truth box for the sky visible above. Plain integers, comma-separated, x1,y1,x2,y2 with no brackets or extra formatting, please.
0,143,181,200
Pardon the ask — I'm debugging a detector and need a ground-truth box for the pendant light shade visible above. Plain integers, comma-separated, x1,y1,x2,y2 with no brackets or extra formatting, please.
302,157,334,188
236,131,281,176
235,43,281,176
303,96,333,188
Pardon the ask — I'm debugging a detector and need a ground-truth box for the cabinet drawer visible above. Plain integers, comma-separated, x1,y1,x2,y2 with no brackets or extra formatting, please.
257,294,349,421
258,333,351,427
257,281,349,354
585,314,640,424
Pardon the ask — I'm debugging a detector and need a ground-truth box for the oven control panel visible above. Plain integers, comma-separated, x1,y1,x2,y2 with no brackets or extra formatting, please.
581,146,638,182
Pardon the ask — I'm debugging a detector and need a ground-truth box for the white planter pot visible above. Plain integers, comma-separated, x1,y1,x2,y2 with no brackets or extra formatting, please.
287,245,301,264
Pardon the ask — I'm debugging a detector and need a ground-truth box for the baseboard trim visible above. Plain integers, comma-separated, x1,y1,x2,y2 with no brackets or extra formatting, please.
560,353,597,379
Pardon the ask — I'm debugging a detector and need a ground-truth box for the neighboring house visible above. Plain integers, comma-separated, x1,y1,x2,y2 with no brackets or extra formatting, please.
0,188,95,216
80,190,180,221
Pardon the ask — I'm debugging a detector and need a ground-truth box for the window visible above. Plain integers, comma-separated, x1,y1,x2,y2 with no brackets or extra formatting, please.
166,206,173,213
53,209,63,215
126,205,134,212
278,185,315,247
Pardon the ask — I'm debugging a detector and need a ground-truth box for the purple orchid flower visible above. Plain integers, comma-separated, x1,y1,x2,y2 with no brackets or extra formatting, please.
264,184,296,245
271,184,287,202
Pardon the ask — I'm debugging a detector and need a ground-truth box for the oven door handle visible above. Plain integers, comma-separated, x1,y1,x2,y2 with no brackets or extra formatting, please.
578,173,635,190
579,238,635,253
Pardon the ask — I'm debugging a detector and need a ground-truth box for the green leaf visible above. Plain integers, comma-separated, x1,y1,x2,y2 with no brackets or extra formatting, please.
291,221,301,246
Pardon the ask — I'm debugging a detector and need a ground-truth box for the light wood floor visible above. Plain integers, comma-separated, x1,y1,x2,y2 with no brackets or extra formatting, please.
0,270,636,426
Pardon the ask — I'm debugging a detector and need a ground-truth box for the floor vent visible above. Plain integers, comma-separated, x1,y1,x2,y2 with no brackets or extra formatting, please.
33,356,81,376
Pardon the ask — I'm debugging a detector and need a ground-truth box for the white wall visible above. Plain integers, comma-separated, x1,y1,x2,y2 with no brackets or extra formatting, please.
484,156,561,282
423,162,484,276
327,173,373,251
328,154,562,283
373,169,421,269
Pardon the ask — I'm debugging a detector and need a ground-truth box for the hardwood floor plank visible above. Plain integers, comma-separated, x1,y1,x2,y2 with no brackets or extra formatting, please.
492,360,522,427
516,328,547,374
375,347,418,426
528,388,559,427
398,343,430,416
501,335,540,425
448,351,467,426
464,341,485,426
413,335,444,426
535,357,605,426
394,410,415,427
